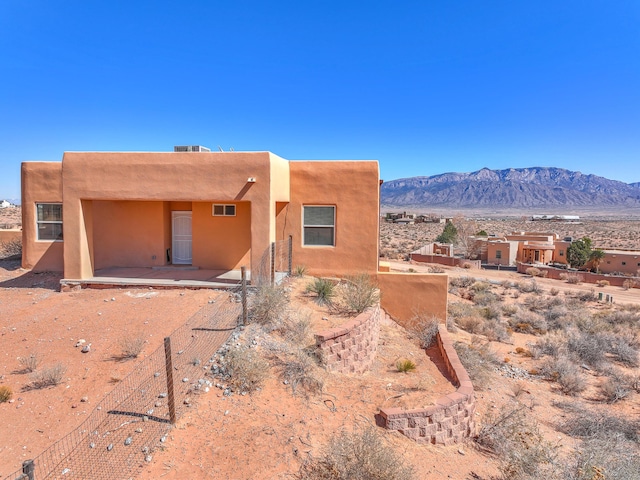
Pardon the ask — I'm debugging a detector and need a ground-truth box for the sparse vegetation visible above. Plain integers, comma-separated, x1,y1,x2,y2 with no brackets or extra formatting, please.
249,284,289,326
0,238,21,259
411,313,440,348
18,353,41,373
0,385,13,403
338,274,380,314
29,363,67,389
306,278,335,306
222,346,269,393
295,426,415,480
293,264,307,277
396,358,417,373
119,336,145,359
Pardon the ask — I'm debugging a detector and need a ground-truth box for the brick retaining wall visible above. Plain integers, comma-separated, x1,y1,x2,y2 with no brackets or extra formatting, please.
517,262,639,289
314,305,380,374
378,325,476,445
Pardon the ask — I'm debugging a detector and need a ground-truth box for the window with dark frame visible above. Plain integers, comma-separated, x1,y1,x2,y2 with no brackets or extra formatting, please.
36,203,63,241
495,250,502,259
212,204,236,216
303,206,335,246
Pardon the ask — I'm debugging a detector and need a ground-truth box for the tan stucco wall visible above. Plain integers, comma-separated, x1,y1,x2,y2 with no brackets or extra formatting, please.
21,162,64,272
0,229,21,243
285,161,380,277
192,201,251,270
59,151,276,279
377,272,448,329
601,251,640,275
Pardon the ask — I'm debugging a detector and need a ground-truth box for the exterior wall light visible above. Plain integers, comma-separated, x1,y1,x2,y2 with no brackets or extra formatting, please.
247,177,256,183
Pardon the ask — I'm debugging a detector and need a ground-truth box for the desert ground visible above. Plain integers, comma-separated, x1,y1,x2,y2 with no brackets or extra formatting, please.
1,209,640,479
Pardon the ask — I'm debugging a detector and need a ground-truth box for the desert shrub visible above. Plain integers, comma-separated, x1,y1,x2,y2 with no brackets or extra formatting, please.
222,346,268,393
296,426,415,480
475,402,559,480
474,292,501,307
119,336,145,359
0,238,22,259
450,276,475,288
526,267,547,278
30,363,67,389
428,265,445,273
566,436,640,480
597,280,610,287
411,314,440,348
0,385,13,403
540,355,586,395
18,353,41,373
306,278,335,306
531,334,564,358
456,315,484,334
293,265,307,277
515,347,533,357
565,273,583,284
396,358,416,373
454,341,498,390
482,319,511,343
338,274,380,314
516,279,541,294
623,279,638,290
462,262,473,269
542,305,569,331
501,304,518,316
509,310,547,335
600,376,631,403
447,302,475,319
566,330,607,368
607,335,639,367
280,350,323,396
556,402,640,443
471,281,491,293
549,287,560,296
249,284,289,327
282,313,312,345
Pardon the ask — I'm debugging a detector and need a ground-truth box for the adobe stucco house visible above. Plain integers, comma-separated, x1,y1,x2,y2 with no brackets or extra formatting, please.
22,150,381,281
21,148,448,322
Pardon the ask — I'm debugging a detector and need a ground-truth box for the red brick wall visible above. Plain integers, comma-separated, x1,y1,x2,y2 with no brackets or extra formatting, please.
517,262,639,289
410,255,481,269
314,305,380,374
378,325,476,445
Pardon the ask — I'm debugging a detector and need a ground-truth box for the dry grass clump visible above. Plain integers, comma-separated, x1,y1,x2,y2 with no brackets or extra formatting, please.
525,267,548,278
540,354,587,396
475,401,559,480
18,353,41,373
119,336,145,359
508,310,547,335
596,279,610,287
411,313,440,348
222,346,269,393
336,274,380,315
396,359,417,373
305,278,335,306
0,238,21,259
279,349,324,396
295,426,415,480
249,284,290,327
515,279,541,294
0,385,13,403
453,340,498,390
29,363,67,389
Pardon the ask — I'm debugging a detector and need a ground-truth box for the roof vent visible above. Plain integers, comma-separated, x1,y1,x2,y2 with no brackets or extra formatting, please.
174,145,211,152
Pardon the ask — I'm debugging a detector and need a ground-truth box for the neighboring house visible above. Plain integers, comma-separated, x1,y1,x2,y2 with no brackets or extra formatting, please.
595,249,640,276
411,242,453,258
0,200,12,209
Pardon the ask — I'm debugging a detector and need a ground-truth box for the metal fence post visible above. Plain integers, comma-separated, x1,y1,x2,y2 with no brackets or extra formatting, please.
163,337,177,425
22,459,34,480
241,266,248,325
288,235,293,275
270,242,275,285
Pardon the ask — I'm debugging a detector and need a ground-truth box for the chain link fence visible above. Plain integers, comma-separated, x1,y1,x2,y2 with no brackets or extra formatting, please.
4,292,242,480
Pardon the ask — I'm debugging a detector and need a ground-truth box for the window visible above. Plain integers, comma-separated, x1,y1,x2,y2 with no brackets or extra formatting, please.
212,204,236,216
559,250,564,257
303,206,335,246
495,250,502,259
36,203,63,241
622,262,626,266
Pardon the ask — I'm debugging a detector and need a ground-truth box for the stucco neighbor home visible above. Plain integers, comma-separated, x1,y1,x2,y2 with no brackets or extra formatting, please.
21,149,381,281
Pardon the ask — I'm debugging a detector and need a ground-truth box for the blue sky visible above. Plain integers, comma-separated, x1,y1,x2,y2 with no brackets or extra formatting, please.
1,1,639,199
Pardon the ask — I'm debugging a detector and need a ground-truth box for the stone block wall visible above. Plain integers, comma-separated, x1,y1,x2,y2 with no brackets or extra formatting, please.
314,305,380,374
378,325,476,445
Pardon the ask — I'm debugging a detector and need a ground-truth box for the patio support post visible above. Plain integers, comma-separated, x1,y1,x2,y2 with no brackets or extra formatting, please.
241,266,248,325
288,235,293,275
270,242,275,285
163,337,177,425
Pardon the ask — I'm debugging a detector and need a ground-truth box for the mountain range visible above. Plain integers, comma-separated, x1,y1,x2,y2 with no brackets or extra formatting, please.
381,167,640,210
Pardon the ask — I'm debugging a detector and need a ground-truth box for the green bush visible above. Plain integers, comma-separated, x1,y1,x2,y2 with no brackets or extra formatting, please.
339,274,380,314
306,278,335,306
396,359,417,373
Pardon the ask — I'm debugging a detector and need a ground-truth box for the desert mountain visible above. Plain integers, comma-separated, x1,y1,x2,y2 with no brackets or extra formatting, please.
381,167,640,209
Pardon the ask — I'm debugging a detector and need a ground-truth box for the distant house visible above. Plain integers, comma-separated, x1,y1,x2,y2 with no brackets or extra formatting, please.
595,249,640,276
0,200,12,209
531,214,580,222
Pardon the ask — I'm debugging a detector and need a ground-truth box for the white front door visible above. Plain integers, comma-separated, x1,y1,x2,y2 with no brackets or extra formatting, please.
172,211,192,265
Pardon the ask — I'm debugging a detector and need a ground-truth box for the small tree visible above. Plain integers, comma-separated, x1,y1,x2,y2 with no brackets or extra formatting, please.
589,248,606,273
567,237,593,269
435,221,457,244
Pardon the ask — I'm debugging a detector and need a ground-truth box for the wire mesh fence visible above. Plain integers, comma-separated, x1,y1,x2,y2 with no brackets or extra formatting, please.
3,292,242,480
252,237,292,286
